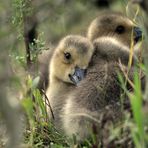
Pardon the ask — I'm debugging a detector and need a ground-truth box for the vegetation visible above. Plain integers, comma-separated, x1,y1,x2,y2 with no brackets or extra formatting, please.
0,0,148,147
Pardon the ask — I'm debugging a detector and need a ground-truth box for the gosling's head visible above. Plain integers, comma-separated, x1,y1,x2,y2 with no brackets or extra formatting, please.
50,35,94,85
87,12,142,47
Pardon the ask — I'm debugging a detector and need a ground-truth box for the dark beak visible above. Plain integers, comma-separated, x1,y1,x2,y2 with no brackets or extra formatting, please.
69,67,87,85
134,26,142,43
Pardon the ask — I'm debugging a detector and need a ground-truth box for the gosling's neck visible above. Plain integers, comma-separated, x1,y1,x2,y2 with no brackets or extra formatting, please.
93,37,137,65
50,75,70,96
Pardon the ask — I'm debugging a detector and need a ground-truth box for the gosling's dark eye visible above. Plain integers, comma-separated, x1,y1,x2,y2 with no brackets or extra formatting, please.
64,52,71,60
115,25,125,34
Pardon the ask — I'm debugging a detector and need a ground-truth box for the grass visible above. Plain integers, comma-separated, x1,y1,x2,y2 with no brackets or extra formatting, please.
21,76,68,147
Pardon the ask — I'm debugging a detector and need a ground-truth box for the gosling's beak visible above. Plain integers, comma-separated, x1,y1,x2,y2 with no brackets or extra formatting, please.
134,26,142,43
69,67,87,85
